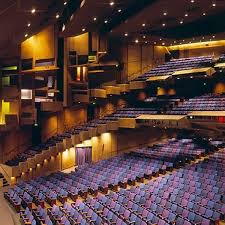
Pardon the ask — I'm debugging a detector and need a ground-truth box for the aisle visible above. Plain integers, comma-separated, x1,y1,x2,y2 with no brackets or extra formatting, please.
0,187,20,225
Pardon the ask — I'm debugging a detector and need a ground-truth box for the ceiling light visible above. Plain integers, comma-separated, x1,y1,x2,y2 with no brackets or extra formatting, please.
135,39,139,43
93,17,97,21
185,13,188,17
56,13,60,19
31,8,36,14
163,12,167,16
180,20,183,24
124,33,128,36
118,9,122,12
143,35,146,39
82,28,86,32
27,23,31,27
142,23,146,27
145,41,148,44
25,33,28,38
203,12,206,16
104,20,108,23
191,0,195,3
109,2,114,6
162,23,166,27
64,1,67,5
212,3,216,7
62,24,66,32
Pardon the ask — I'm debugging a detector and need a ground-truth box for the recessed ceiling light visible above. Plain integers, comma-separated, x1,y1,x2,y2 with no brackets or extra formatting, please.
104,20,108,23
185,13,188,17
25,33,28,38
142,23,146,27
93,17,97,21
110,2,114,6
56,13,60,19
64,1,67,5
135,39,139,43
31,8,36,14
163,12,167,16
27,23,31,27
118,9,122,12
162,23,166,27
124,33,128,36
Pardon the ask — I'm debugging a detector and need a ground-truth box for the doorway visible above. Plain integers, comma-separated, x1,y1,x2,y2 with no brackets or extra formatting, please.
75,146,92,166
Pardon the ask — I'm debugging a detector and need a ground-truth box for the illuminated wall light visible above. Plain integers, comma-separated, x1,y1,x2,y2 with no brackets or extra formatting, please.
82,28,86,32
185,13,188,17
142,23,146,27
109,1,114,6
135,39,139,43
25,33,28,38
56,13,60,19
162,23,166,27
203,12,206,16
143,35,146,39
180,20,184,24
104,20,108,23
191,0,195,3
29,168,32,171
27,23,31,27
62,24,66,32
44,159,48,163
124,33,128,36
118,9,122,12
160,38,162,41
64,1,67,5
163,12,167,16
204,83,207,86
93,17,97,21
154,42,157,44
22,172,25,175
37,164,40,167
212,3,216,7
162,42,165,46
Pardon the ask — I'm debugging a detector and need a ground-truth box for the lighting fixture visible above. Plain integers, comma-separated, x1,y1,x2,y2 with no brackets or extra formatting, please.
31,8,36,14
104,20,108,23
64,1,67,5
62,24,66,32
180,20,183,24
154,42,157,44
162,23,166,27
27,23,31,27
82,28,86,32
203,12,206,16
143,35,146,39
162,42,165,46
93,17,97,21
185,13,188,17
212,3,216,7
135,39,139,43
124,33,128,36
56,13,60,19
118,9,122,12
163,12,167,16
109,2,114,6
25,33,28,38
191,0,195,3
142,23,146,27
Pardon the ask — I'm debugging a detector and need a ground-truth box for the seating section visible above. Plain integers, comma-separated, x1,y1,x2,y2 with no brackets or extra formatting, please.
135,56,213,81
167,93,225,115
6,138,225,225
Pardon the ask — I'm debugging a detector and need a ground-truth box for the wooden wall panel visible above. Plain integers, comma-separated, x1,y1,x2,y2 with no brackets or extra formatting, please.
68,33,89,55
21,25,55,60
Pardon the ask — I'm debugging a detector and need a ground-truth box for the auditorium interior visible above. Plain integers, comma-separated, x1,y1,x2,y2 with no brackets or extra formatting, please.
1,0,225,225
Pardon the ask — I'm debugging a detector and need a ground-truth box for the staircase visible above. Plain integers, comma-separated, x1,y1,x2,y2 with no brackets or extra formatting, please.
0,173,9,187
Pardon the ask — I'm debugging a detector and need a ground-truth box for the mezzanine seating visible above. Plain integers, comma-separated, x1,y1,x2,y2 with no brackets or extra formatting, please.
134,56,213,81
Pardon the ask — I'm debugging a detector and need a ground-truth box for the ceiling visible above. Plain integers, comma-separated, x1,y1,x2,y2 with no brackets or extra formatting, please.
60,0,225,45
